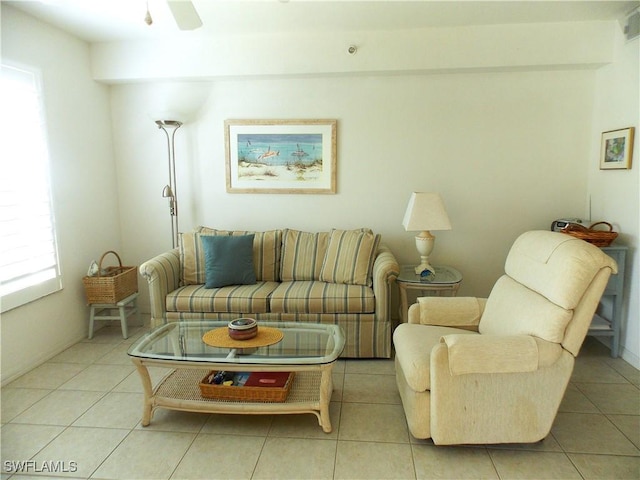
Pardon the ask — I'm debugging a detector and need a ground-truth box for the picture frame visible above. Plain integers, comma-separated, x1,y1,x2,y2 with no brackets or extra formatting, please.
600,127,635,170
225,119,337,194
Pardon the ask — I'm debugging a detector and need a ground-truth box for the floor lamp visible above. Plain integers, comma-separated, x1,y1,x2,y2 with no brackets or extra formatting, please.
156,120,182,249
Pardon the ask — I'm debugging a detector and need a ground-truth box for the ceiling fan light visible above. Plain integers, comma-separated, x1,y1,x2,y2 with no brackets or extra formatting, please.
144,2,153,26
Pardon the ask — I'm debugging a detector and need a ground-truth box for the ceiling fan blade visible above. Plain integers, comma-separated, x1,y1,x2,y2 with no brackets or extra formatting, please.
167,1,203,31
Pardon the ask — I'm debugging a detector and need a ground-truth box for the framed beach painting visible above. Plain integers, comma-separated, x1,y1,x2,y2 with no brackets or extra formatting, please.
225,119,337,194
600,127,635,170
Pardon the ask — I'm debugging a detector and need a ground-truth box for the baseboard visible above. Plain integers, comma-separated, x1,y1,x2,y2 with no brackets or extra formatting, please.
594,336,640,369
0,335,84,386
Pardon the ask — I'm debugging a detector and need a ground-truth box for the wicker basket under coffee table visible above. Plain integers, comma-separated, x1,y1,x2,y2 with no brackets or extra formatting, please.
127,321,345,433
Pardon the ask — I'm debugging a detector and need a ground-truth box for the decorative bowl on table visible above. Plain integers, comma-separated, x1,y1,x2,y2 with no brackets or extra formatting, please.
228,318,258,340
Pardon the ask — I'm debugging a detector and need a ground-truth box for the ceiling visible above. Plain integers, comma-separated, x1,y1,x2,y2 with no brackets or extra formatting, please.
6,0,639,44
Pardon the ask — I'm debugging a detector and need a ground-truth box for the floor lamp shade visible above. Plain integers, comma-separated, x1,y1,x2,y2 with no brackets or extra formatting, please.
402,192,452,276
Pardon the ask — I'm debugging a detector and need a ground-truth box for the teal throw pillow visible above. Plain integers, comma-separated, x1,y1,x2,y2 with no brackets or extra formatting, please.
201,234,257,288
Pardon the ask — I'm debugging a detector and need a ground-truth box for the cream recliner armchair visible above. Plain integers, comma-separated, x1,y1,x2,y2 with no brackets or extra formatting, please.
393,230,617,444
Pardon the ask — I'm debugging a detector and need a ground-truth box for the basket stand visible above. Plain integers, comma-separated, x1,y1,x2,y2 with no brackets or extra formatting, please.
88,292,140,340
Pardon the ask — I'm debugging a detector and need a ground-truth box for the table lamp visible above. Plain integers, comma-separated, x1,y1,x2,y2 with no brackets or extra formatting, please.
402,192,452,277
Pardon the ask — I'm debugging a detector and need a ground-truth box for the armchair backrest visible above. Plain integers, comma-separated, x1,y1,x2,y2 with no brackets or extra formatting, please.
479,231,618,355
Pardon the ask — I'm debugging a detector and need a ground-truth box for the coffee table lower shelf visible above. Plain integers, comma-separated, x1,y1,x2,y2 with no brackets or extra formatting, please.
141,367,333,432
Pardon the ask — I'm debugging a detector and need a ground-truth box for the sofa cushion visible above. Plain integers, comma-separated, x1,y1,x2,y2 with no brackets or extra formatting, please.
199,227,282,282
319,229,380,286
166,282,280,314
201,234,256,288
269,281,375,314
179,231,211,285
280,229,329,281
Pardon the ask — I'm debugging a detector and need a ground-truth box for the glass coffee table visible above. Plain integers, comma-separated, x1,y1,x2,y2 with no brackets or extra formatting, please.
128,321,345,432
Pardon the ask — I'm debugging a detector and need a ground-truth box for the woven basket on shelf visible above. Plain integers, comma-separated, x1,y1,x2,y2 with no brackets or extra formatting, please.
199,371,295,402
561,221,618,247
82,251,137,304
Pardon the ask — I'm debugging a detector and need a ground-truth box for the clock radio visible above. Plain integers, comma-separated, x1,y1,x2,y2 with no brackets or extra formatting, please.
551,218,585,232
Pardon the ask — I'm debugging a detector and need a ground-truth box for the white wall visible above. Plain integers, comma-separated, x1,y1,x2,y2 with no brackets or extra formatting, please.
111,69,595,306
98,18,615,310
589,23,640,366
1,6,122,383
92,21,614,81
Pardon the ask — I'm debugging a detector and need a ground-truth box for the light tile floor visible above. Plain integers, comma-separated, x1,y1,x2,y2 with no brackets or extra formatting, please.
1,322,638,480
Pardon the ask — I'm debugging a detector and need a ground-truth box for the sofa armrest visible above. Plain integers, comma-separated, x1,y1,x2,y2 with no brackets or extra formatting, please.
408,297,487,331
372,244,400,322
139,248,180,324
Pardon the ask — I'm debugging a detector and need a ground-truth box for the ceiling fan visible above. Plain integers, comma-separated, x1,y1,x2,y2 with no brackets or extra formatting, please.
145,0,203,31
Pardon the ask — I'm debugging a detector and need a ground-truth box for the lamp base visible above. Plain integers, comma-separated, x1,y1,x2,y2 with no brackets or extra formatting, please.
414,260,436,278
413,232,436,278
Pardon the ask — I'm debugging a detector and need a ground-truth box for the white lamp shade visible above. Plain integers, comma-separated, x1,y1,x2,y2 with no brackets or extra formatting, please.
402,192,452,232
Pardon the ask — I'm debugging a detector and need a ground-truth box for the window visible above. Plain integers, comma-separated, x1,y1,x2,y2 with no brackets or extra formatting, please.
1,64,62,312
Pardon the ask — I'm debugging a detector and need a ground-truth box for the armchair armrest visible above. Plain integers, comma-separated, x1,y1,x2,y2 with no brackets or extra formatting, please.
439,334,541,375
429,333,568,444
372,244,400,323
408,297,487,331
139,248,180,325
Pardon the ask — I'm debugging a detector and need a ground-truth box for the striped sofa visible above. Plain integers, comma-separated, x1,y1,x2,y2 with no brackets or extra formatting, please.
140,227,400,358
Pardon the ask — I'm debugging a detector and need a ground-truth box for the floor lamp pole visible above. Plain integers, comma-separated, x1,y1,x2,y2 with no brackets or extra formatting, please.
156,120,182,249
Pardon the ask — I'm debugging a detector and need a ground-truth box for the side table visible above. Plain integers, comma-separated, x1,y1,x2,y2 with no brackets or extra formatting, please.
397,265,463,323
589,245,627,357
88,292,140,339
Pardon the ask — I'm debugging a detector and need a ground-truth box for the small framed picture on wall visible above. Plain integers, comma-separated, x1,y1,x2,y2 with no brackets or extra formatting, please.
600,127,635,170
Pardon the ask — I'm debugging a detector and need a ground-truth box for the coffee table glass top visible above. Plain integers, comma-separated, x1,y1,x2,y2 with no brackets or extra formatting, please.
128,321,345,365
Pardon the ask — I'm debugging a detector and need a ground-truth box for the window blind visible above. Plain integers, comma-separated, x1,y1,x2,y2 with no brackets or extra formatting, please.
0,64,62,312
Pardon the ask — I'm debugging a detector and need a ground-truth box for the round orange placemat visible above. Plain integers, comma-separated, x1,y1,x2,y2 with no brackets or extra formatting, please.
202,326,284,349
